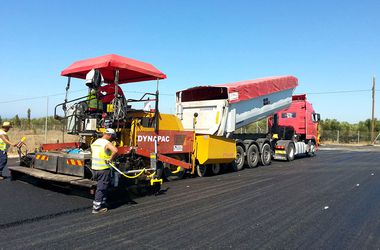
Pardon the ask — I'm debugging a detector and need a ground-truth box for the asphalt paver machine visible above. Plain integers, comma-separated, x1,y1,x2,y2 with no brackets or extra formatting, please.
9,54,237,190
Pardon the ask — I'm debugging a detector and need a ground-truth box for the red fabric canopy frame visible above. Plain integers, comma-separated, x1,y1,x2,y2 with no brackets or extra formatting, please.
61,54,166,84
216,76,298,103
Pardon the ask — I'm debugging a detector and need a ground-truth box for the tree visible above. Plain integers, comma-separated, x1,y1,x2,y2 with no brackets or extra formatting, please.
320,118,341,131
14,114,21,127
358,121,368,132
27,108,31,129
244,118,268,133
0,115,2,125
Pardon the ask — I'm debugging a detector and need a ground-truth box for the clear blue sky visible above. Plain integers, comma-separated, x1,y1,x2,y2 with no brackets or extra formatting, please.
1,0,379,123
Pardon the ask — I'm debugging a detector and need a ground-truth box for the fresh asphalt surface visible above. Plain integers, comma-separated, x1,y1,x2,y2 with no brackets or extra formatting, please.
1,146,380,249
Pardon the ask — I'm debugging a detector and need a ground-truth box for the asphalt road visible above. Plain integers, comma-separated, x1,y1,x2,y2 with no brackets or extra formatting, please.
1,146,380,249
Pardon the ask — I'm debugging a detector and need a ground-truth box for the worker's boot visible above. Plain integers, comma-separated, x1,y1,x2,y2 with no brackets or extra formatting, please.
92,207,108,214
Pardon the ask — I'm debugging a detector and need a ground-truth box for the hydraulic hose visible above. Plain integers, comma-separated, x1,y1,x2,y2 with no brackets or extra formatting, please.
107,161,145,179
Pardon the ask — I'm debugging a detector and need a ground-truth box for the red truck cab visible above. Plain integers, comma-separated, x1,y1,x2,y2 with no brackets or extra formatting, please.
269,94,320,161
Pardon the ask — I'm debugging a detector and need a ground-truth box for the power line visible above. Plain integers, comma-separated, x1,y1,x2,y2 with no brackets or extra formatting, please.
127,90,174,96
0,89,86,104
307,89,374,95
0,89,174,104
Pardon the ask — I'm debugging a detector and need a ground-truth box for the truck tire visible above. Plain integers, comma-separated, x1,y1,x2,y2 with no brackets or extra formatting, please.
307,141,316,157
260,143,272,166
196,164,209,177
210,164,221,175
235,145,245,171
286,143,295,161
247,144,259,168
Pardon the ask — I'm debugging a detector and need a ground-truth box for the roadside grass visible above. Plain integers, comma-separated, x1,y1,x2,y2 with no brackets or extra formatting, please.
6,129,79,156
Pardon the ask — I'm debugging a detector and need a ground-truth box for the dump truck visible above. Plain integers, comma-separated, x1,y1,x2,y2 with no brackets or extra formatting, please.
9,54,237,189
269,94,320,161
176,77,320,174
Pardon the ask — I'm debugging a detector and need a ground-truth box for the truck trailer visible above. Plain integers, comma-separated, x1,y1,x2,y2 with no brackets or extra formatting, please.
176,77,320,175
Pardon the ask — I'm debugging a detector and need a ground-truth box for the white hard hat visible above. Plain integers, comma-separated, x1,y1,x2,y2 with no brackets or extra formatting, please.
85,69,95,84
105,128,116,135
85,69,104,84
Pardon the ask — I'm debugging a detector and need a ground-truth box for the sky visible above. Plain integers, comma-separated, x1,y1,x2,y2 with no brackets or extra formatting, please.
0,0,379,123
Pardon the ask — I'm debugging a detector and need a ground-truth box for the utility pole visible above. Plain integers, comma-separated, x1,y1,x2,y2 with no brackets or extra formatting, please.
45,96,49,143
371,76,376,144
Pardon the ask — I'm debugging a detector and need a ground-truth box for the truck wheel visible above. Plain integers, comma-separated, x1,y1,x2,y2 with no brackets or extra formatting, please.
247,144,259,168
307,141,316,157
196,164,209,177
210,164,221,175
260,143,272,166
235,145,245,171
286,143,295,161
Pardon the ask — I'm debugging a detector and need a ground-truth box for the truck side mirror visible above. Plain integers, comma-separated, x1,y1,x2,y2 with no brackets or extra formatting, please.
312,113,321,122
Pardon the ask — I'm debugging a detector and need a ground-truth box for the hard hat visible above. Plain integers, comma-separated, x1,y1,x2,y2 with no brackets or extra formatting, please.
85,69,104,84
2,121,12,128
85,69,95,84
105,128,116,135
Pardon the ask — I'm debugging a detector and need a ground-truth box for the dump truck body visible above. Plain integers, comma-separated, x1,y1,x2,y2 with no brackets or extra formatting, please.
176,76,298,136
176,76,299,170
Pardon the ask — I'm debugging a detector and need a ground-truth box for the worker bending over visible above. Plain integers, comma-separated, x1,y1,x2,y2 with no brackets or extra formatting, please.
0,122,15,180
91,128,118,214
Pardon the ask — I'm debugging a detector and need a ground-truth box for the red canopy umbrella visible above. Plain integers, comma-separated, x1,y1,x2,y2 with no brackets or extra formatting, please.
61,54,166,84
